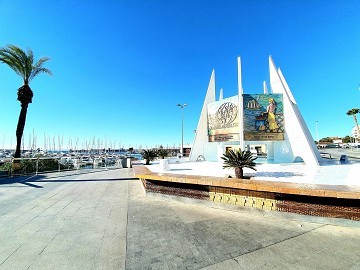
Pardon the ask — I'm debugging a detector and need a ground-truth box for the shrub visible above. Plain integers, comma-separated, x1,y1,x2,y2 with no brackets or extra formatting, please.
142,149,158,165
221,149,257,179
157,148,169,159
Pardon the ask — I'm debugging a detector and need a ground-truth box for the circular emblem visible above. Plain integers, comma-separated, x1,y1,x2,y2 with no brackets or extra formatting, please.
216,102,238,125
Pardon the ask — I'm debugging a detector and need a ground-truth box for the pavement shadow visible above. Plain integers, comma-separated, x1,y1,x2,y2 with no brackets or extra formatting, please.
0,174,46,188
0,168,138,188
31,177,138,183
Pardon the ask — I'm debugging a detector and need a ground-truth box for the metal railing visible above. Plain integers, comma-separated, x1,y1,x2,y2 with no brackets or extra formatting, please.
0,156,124,178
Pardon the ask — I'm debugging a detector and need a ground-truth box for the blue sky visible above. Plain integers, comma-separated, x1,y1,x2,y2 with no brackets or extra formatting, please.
0,0,359,150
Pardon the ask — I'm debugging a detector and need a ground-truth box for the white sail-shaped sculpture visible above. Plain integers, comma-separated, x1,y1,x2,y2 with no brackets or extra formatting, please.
189,70,217,161
219,88,223,101
269,56,322,166
190,57,322,166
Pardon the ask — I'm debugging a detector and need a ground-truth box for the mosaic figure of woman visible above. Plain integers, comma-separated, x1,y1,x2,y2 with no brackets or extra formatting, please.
267,98,279,131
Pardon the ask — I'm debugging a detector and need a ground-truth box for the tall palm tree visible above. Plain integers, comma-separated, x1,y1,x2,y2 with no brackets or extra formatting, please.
347,108,360,142
221,149,257,179
0,45,52,158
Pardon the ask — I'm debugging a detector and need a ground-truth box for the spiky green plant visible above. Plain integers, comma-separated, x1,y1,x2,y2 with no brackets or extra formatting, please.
157,148,169,159
221,149,257,179
142,149,158,165
0,45,52,158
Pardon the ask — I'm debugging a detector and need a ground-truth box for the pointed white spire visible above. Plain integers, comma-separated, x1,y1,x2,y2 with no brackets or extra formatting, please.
237,57,243,95
263,81,268,94
268,55,321,166
189,70,217,161
207,69,216,103
278,68,296,104
269,55,282,94
237,56,244,149
219,88,223,100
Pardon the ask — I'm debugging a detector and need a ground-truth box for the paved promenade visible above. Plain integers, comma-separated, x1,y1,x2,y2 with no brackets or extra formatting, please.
0,168,359,269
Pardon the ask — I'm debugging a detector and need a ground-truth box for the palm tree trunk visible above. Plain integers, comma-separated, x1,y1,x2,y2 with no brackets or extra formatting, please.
235,167,243,179
14,103,29,158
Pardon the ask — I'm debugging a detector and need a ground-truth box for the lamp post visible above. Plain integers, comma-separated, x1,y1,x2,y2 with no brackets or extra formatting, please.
176,103,187,157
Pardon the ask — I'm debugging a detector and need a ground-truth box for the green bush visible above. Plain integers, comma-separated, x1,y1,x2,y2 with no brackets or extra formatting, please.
0,162,11,176
14,158,73,174
19,159,37,174
0,162,11,171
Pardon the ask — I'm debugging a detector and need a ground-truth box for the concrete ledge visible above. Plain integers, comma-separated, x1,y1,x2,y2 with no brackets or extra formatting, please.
133,165,360,199
134,164,360,220
146,191,360,228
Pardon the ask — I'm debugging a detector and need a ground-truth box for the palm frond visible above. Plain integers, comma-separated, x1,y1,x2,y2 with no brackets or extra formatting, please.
24,48,34,84
0,46,26,79
0,45,51,85
347,108,360,116
142,149,158,160
221,149,257,171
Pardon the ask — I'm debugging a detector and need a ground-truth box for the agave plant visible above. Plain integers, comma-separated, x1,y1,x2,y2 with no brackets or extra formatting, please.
142,149,158,165
221,149,257,179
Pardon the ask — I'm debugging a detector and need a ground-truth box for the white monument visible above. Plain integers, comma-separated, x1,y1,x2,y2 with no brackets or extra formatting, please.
189,56,323,166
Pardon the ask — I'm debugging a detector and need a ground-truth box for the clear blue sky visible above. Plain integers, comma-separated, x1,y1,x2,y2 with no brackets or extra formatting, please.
0,0,359,150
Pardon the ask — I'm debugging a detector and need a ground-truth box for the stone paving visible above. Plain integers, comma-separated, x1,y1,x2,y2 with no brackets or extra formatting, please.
0,168,359,269
0,169,132,270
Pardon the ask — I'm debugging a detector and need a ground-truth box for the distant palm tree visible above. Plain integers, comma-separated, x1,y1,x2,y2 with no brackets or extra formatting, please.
347,108,360,142
221,149,257,179
157,148,169,159
0,45,52,158
142,149,158,165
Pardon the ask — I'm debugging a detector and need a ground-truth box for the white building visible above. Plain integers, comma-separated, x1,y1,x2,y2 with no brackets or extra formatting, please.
189,56,323,166
351,126,359,142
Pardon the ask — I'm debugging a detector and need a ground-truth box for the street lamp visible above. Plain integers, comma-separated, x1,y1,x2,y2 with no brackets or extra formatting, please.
176,103,187,157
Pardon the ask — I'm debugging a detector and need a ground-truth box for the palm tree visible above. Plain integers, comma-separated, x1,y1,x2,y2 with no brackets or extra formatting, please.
0,45,52,158
347,108,360,142
221,149,257,179
157,148,169,159
142,149,158,165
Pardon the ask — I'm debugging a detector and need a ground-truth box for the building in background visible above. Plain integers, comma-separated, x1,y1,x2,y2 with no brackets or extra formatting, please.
351,126,359,143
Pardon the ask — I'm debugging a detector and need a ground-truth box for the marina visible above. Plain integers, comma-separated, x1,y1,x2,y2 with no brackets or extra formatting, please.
0,148,144,176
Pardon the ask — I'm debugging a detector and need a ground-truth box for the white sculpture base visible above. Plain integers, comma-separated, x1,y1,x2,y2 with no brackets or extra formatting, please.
159,159,171,171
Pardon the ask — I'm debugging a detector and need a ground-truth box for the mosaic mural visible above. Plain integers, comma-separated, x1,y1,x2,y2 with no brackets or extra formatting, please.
207,96,239,142
243,94,284,141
